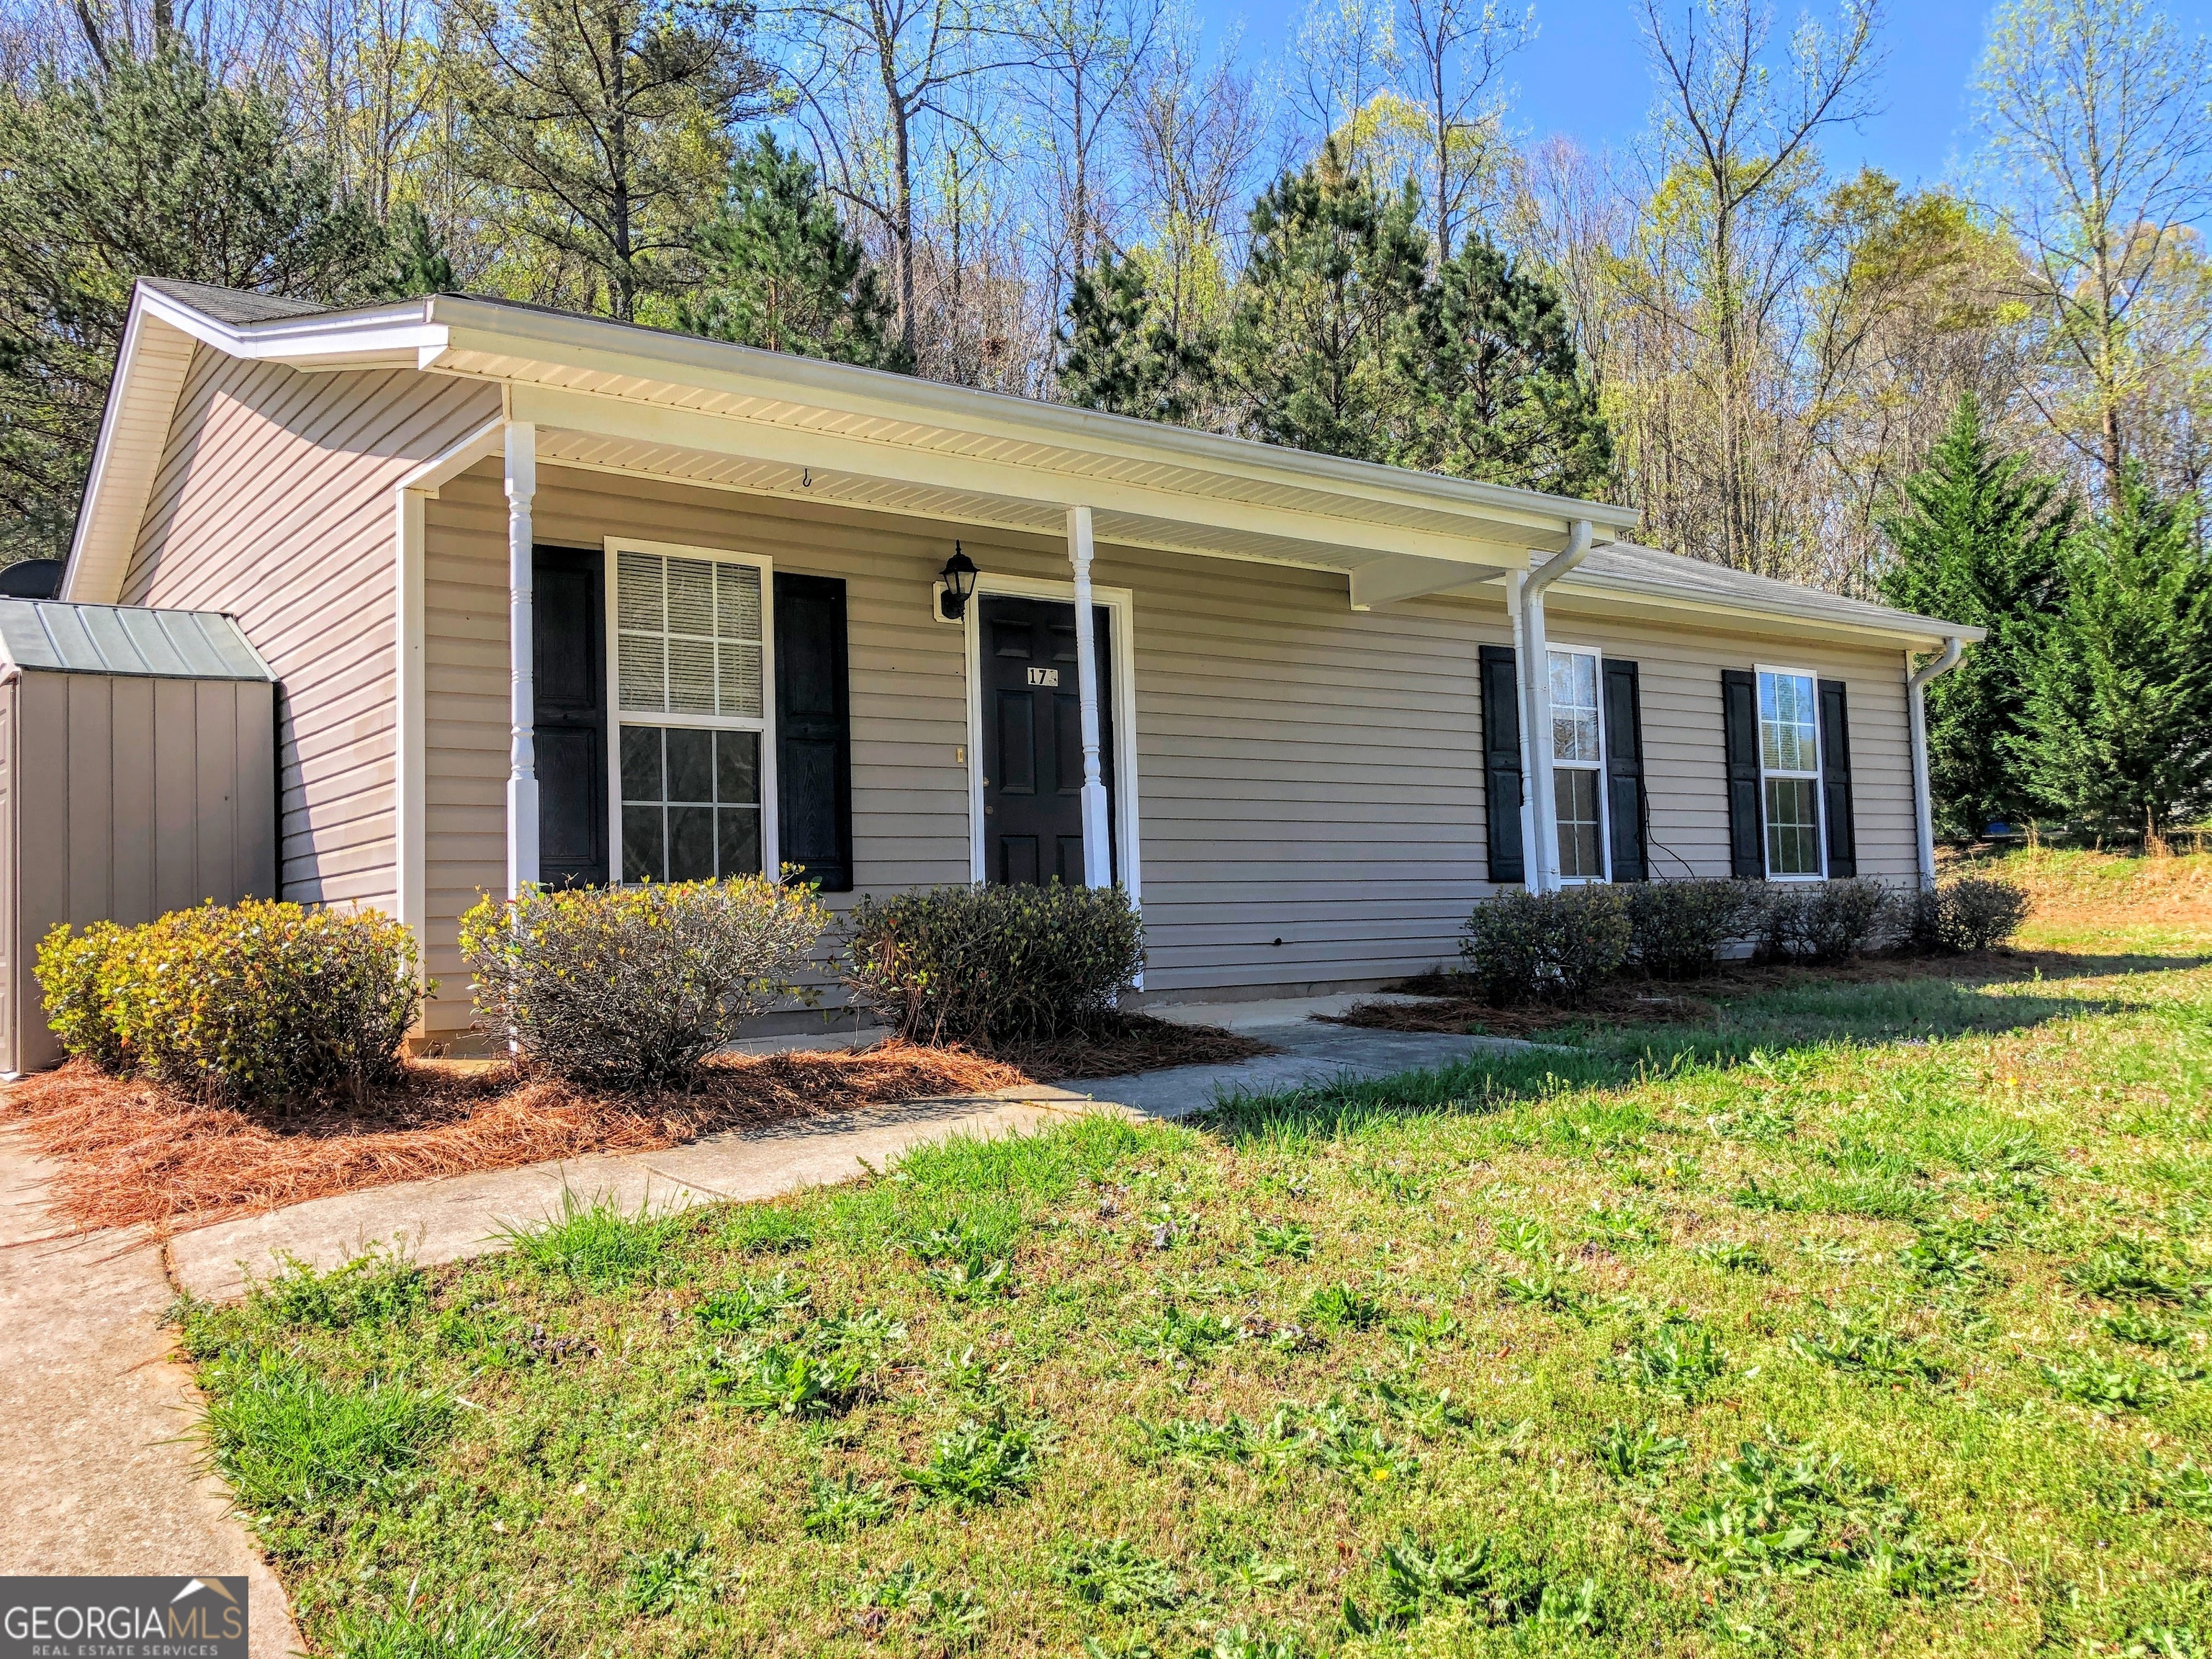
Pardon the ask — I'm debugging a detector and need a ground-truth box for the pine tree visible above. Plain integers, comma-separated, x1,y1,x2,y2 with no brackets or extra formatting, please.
680,135,905,370
1876,395,2074,837
1221,138,1431,462
377,205,457,298
0,49,385,563
2019,464,2212,840
1409,237,1613,498
1057,243,1210,423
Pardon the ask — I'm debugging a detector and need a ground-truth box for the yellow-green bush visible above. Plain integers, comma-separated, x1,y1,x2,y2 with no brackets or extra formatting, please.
33,901,425,1108
459,876,830,1089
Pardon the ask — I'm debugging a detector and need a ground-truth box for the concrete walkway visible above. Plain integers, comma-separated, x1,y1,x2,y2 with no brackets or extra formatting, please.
168,1004,1517,1303
0,1141,301,1655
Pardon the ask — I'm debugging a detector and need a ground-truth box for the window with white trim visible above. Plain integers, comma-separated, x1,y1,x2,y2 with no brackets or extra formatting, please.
1549,645,1606,880
612,545,771,883
1758,667,1822,877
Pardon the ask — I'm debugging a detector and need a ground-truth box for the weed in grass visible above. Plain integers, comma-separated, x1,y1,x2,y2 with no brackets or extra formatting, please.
1201,1624,1306,1659
1691,1240,1773,1274
1128,1303,1242,1370
907,1410,1051,1506
1387,1309,1460,1353
1304,1409,1420,1486
1603,1318,1730,1403
1251,1220,1315,1262
1495,1214,1552,1258
938,1345,1015,1403
1138,1413,1253,1466
702,1310,899,1414
1709,1107,1796,1142
1790,1308,1946,1384
922,1256,1011,1301
1668,1431,1969,1595
2067,1236,2211,1305
1592,1420,1689,1483
203,1358,449,1511
2105,1310,2187,1348
1054,1539,1184,1611
326,1591,539,1658
2042,1355,2182,1413
694,1273,807,1333
1586,1200,1665,1253
802,1472,896,1536
922,1587,989,1650
619,1535,715,1617
1367,1376,1472,1437
253,1249,426,1331
496,1192,683,1290
1303,1282,1385,1330
1499,1264,1592,1319
1897,1220,1996,1282
1344,1534,1590,1633
855,1563,929,1610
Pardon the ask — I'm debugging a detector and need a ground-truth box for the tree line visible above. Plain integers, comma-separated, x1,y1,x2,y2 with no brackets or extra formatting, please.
0,0,2204,834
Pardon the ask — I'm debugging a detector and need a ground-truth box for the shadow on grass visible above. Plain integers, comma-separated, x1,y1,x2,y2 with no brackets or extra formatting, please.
1197,964,2195,1147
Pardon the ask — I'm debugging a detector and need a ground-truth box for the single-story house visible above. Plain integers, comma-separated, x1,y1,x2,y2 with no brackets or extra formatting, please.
57,277,1979,1047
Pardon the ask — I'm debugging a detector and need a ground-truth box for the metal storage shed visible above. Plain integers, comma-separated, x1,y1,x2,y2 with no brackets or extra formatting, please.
0,598,276,1075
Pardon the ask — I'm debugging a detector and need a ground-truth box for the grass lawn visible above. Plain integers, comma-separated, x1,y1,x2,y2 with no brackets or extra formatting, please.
176,867,2212,1658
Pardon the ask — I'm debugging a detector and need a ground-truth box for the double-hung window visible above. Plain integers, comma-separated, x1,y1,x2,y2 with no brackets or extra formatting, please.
1757,667,1822,877
611,541,773,884
1548,645,1606,881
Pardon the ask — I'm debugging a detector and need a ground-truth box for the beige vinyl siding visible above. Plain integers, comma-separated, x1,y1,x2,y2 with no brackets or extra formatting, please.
415,463,1920,1030
119,346,500,913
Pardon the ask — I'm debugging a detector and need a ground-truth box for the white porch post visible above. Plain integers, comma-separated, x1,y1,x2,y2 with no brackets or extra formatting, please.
1506,571,1541,893
1515,521,1596,894
505,421,539,894
1067,505,1112,887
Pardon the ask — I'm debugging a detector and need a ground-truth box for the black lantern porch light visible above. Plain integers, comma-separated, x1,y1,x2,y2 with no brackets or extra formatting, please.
938,544,979,620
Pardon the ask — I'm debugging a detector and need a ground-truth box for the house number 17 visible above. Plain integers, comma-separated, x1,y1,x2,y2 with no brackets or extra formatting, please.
1027,667,1061,687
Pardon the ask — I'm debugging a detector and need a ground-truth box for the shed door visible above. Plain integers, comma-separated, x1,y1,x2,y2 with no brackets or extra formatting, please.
534,545,608,887
979,594,1114,886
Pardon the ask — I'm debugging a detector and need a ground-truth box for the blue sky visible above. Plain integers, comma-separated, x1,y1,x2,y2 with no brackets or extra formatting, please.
1184,0,2212,193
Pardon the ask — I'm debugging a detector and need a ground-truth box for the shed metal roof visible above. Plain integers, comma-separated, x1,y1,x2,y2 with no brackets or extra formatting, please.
0,599,276,680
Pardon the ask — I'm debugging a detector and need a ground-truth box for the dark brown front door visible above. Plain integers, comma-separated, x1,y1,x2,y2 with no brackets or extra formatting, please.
979,593,1115,886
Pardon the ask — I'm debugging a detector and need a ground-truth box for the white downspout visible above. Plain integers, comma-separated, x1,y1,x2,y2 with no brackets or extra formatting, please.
1518,520,1596,893
1906,636,1964,893
1067,506,1112,887
505,421,539,895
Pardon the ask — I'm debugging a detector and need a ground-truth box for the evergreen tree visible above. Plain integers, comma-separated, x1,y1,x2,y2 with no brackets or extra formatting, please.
377,204,457,298
1409,237,1614,497
1221,138,1431,462
1876,395,2074,836
0,49,384,563
2020,464,2212,840
1058,243,1210,423
680,135,905,370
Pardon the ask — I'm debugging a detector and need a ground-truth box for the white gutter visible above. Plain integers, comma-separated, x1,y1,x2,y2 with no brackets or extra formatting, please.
1514,520,1596,893
1905,637,1965,891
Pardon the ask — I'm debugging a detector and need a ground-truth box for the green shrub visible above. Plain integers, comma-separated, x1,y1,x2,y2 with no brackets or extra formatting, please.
32,919,128,1070
1623,880,1757,979
842,883,1144,1043
1458,887,1630,1003
1752,878,1896,963
1906,876,2032,953
35,901,423,1108
459,876,827,1089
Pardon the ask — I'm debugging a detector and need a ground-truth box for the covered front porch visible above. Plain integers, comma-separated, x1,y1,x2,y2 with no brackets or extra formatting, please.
384,315,1636,1042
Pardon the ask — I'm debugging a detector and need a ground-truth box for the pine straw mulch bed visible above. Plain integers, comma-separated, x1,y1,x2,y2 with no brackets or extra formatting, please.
1,1043,1030,1238
0,1017,1273,1239
1324,947,2080,1039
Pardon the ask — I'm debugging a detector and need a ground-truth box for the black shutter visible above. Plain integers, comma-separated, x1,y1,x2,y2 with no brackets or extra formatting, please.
1602,658,1648,882
1721,667,1765,879
773,573,853,891
1480,644,1524,885
1818,677,1856,878
533,544,607,889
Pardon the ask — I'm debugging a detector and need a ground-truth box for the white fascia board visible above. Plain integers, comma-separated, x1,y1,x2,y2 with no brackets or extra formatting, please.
1547,574,1988,651
505,382,1532,570
136,284,446,369
426,299,1638,544
63,302,196,603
